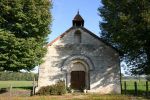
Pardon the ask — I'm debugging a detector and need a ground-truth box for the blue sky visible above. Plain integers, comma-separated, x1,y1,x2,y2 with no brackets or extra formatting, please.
30,0,103,73
48,0,102,42
31,0,127,75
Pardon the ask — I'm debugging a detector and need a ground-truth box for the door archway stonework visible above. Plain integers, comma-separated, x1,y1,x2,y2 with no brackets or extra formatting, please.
62,55,94,71
61,55,94,89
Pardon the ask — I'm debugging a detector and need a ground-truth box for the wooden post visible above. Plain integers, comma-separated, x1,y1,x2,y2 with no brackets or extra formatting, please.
32,76,35,95
124,81,127,95
134,81,138,96
146,81,148,97
121,82,122,94
9,84,12,97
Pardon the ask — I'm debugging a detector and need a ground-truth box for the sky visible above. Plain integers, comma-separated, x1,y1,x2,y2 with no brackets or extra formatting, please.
31,0,102,73
31,0,127,75
48,0,102,42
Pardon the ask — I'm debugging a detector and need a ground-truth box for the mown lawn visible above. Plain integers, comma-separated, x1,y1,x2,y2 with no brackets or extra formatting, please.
0,81,149,100
0,80,149,91
0,94,148,100
122,80,150,91
121,80,150,95
0,81,33,90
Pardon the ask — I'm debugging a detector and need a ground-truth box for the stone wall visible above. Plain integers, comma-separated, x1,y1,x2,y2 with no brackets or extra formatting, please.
36,27,121,94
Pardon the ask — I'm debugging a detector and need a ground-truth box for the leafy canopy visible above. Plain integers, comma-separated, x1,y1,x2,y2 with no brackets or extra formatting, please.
0,0,52,71
99,0,150,75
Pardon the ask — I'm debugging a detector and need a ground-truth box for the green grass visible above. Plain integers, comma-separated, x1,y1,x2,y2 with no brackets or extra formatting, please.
0,94,147,100
0,81,149,99
0,81,33,90
122,80,150,90
87,94,146,100
0,80,149,94
121,80,150,95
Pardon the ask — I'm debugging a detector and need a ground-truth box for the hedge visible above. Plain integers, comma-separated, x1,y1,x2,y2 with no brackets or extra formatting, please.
0,71,38,81
36,81,66,95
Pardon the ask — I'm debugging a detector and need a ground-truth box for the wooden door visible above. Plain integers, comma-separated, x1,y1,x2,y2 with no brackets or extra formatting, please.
71,71,85,90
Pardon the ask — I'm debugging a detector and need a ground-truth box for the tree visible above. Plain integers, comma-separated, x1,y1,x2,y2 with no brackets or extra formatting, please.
146,75,150,81
0,0,52,71
99,0,150,75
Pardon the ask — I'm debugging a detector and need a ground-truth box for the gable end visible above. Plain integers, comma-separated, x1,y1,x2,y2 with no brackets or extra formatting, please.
47,26,121,55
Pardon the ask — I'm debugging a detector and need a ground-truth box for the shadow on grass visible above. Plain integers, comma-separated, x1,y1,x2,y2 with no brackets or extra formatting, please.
122,90,150,99
13,86,32,90
0,88,8,94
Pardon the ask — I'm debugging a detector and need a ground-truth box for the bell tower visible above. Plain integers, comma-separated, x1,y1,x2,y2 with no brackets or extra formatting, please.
72,11,84,27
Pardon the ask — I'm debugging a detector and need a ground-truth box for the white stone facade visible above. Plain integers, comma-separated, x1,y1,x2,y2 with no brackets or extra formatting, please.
36,12,121,94
36,26,121,94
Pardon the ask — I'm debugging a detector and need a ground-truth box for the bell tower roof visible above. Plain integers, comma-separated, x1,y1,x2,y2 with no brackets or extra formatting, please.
72,11,84,27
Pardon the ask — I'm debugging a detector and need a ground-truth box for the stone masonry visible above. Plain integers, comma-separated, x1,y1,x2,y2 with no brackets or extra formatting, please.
36,12,121,94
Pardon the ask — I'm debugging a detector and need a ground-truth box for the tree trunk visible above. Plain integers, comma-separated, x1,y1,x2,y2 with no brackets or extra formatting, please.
145,40,150,74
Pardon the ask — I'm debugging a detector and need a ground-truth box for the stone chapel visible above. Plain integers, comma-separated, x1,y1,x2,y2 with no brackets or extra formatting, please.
36,12,121,94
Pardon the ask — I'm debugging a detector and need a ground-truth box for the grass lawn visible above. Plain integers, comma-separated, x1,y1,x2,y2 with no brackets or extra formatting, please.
0,81,33,90
121,80,150,95
0,94,148,100
0,81,149,100
122,80,150,91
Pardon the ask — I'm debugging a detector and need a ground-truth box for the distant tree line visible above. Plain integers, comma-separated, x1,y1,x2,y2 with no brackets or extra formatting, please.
122,75,150,81
0,72,38,81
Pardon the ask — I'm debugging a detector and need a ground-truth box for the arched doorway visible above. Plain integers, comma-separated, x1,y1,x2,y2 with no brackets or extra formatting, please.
61,55,94,90
70,62,86,90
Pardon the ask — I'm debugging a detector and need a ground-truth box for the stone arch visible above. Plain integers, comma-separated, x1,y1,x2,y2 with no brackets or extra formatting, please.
71,61,86,71
61,55,94,90
62,55,94,71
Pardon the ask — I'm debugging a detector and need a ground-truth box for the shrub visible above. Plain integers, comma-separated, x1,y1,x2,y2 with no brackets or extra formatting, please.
36,86,51,95
0,71,38,81
55,80,66,94
36,81,66,95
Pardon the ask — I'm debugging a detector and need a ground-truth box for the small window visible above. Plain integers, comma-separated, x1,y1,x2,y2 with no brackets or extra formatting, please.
74,30,81,43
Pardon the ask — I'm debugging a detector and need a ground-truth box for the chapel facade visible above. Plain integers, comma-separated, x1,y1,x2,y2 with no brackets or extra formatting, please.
36,12,121,94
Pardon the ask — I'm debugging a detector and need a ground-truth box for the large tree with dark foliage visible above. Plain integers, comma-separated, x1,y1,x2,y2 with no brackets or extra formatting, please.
0,0,52,71
99,0,150,75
